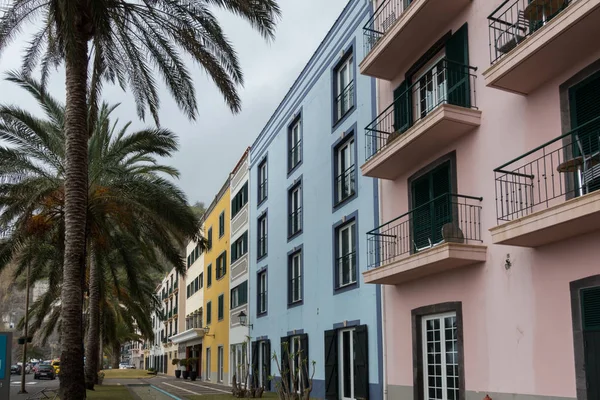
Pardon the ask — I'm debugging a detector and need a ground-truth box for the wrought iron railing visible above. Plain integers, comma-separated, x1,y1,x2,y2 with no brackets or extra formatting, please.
365,59,477,161
336,251,357,287
363,0,409,55
335,81,355,122
335,166,356,205
288,141,302,171
288,208,302,237
494,115,600,223
488,0,572,64
367,194,483,269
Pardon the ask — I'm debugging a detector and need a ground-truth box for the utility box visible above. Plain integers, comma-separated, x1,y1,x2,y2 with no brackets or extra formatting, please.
0,332,12,399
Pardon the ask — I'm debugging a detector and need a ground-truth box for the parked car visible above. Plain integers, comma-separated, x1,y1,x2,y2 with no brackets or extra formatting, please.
34,364,56,380
10,364,21,375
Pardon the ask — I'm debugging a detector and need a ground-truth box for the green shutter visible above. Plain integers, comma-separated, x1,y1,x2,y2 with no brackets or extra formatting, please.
570,71,600,155
324,330,339,400
218,295,224,320
299,334,309,389
446,23,470,108
251,341,258,387
412,175,433,250
393,81,411,133
265,340,271,390
208,265,212,286
240,281,248,305
280,337,290,385
207,301,212,325
353,325,369,399
582,287,600,331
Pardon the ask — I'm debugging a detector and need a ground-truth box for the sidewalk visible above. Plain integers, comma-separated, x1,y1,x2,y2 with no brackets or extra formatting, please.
104,375,233,400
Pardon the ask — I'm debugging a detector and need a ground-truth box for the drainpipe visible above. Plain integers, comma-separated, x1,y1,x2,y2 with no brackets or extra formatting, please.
379,176,388,400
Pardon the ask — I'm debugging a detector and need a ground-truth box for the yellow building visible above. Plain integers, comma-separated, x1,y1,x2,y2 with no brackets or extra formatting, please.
202,179,230,383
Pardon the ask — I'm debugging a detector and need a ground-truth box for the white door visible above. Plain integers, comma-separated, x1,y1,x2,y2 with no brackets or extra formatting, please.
339,328,356,400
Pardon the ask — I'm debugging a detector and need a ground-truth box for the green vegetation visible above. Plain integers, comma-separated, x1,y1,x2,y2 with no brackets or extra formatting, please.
101,369,156,379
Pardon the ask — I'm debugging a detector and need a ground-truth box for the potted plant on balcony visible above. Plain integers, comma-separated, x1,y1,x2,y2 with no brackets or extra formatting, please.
179,359,189,379
172,359,181,378
187,358,199,381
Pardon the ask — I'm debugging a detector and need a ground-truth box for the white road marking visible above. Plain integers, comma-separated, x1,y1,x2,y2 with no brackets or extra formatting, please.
180,381,231,394
160,381,202,395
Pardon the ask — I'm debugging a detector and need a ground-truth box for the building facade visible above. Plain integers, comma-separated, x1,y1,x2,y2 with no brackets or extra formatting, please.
202,181,231,383
229,149,250,385
171,237,206,377
248,0,383,398
361,0,600,400
149,282,165,373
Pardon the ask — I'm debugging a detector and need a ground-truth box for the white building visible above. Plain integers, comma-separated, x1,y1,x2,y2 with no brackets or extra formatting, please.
229,149,250,385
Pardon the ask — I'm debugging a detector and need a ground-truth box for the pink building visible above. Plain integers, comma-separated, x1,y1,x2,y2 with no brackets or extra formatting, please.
360,1,600,400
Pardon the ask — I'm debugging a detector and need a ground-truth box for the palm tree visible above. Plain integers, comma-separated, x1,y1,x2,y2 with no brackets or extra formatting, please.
0,73,215,395
0,2,280,398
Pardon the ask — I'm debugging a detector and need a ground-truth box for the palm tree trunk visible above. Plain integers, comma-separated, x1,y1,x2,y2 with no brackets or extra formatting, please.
85,251,100,389
112,343,120,370
59,22,90,400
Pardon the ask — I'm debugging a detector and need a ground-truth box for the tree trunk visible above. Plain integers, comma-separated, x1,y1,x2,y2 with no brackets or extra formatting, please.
112,343,120,370
98,324,103,373
85,252,100,389
59,18,90,400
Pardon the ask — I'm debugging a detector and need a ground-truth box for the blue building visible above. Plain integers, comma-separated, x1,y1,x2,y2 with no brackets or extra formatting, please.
248,1,382,398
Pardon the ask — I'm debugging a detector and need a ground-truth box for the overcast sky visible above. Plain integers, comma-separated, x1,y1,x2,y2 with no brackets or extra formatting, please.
0,0,350,206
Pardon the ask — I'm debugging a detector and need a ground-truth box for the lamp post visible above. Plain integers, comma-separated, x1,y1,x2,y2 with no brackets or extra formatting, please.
18,260,31,394
238,311,253,329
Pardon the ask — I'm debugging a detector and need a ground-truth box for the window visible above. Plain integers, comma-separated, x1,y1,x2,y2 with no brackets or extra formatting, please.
206,347,212,380
207,228,213,251
282,335,308,393
257,270,267,315
216,252,227,279
422,312,459,400
288,118,302,172
219,211,225,237
334,136,356,205
231,281,248,309
231,182,248,218
288,183,302,238
194,276,199,292
324,326,368,400
413,56,448,120
207,264,212,287
218,294,224,321
288,250,302,305
231,231,248,263
199,273,203,289
411,160,452,251
258,158,268,204
187,255,191,269
336,220,356,288
231,343,247,385
218,346,224,382
334,52,354,122
257,213,267,259
206,301,212,325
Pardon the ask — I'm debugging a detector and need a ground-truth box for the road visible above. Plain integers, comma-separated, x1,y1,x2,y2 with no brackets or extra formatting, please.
9,372,59,399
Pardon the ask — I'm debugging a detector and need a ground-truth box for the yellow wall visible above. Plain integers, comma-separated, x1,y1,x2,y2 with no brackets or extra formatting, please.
203,186,230,382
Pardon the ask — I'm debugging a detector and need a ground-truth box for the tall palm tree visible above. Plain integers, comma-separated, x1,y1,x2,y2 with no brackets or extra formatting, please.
0,73,216,396
0,2,280,398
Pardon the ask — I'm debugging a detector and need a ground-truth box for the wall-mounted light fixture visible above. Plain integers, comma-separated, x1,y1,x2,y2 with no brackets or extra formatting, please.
238,311,253,329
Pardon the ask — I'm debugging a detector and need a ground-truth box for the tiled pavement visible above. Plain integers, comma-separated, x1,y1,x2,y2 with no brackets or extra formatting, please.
106,375,233,400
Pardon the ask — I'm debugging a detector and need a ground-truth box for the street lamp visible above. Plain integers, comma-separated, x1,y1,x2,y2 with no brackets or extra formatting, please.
202,326,215,337
238,311,253,329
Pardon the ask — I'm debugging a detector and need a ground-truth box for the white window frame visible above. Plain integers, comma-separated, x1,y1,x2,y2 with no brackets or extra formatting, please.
258,271,267,314
338,221,356,287
338,328,356,400
290,120,301,169
231,286,240,309
336,138,355,203
422,311,459,400
290,185,301,235
218,345,224,382
230,343,246,385
258,341,268,388
291,252,302,303
336,55,354,118
206,347,212,380
259,161,267,201
413,54,447,121
258,215,267,257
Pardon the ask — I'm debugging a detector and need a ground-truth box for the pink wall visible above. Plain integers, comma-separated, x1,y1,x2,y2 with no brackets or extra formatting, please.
377,0,600,397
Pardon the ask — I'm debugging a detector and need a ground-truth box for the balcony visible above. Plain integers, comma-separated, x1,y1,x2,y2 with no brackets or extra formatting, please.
173,307,178,317
363,194,486,285
170,328,206,344
491,117,600,246
362,60,481,180
485,0,600,94
361,0,473,80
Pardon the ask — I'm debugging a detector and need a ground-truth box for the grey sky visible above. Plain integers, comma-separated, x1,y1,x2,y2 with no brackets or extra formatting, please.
0,0,350,205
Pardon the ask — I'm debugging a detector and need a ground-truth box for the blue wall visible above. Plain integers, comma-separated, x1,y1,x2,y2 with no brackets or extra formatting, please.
248,1,381,398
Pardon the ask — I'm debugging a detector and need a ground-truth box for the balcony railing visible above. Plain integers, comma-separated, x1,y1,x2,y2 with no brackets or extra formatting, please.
288,208,303,237
335,166,356,205
336,251,357,287
257,236,267,259
365,59,477,161
488,0,572,64
288,141,302,171
335,81,355,123
494,115,600,222
259,181,267,203
367,193,483,269
363,0,408,55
